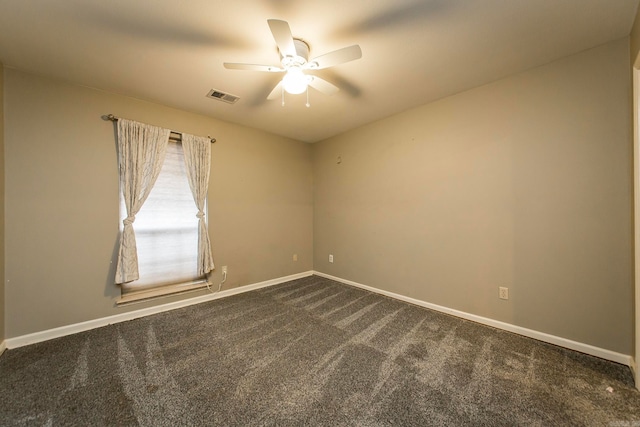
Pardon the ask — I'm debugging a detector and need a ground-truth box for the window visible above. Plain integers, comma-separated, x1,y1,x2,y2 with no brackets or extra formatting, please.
119,141,205,300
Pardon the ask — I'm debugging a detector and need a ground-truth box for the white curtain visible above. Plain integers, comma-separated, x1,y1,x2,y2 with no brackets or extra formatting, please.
115,119,171,284
182,133,215,275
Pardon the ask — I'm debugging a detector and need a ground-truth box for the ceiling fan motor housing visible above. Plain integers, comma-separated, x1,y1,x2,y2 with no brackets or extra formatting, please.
281,39,310,68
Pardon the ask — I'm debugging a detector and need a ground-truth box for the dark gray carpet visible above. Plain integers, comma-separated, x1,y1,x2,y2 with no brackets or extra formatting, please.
1,275,639,426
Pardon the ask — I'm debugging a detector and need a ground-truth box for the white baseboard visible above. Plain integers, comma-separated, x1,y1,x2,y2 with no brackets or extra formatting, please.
6,269,632,369
314,271,633,367
5,271,314,350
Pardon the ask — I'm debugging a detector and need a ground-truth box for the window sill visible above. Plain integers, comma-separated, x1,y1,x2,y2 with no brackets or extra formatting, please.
117,280,210,306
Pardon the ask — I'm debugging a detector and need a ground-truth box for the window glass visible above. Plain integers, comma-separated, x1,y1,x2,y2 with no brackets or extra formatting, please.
120,141,201,293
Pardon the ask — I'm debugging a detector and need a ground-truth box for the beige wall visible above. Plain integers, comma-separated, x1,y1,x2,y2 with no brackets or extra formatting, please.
630,4,640,378
313,38,633,354
0,63,4,344
3,69,313,338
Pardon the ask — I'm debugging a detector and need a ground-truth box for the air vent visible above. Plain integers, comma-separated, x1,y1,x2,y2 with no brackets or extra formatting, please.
206,89,240,104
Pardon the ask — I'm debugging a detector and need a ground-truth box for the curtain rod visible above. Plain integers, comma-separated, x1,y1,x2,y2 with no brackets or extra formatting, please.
103,114,216,143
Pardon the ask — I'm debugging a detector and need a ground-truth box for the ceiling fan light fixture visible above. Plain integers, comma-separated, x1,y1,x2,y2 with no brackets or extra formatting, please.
224,20,362,103
282,67,308,94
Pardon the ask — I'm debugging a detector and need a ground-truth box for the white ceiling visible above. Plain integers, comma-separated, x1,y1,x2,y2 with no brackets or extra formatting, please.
0,0,638,143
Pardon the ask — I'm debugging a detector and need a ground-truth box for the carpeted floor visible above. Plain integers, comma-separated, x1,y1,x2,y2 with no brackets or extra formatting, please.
1,275,639,426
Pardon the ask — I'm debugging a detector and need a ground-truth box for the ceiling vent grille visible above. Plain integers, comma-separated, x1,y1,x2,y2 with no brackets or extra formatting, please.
206,89,240,104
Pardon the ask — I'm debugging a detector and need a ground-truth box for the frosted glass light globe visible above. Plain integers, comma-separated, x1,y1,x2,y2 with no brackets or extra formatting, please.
282,67,308,94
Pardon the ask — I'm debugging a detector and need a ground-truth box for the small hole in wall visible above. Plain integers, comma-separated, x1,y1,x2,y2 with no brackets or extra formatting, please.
337,156,342,164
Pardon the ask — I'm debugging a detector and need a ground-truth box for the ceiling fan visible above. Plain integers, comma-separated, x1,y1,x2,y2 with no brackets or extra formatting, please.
224,19,362,106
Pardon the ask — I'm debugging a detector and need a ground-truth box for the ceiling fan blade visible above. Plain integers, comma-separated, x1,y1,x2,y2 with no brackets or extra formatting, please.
267,19,297,57
267,81,284,100
224,63,284,72
306,45,362,70
308,76,339,96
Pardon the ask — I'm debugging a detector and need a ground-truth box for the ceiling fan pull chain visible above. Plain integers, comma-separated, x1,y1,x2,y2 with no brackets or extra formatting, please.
281,85,285,107
306,87,310,108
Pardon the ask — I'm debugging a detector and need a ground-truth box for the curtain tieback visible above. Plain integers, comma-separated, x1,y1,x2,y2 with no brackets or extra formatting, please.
123,216,136,226
196,211,205,219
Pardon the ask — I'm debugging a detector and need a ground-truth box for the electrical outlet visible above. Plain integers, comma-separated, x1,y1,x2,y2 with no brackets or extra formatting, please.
222,266,228,274
293,254,298,261
329,254,334,263
499,287,508,300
